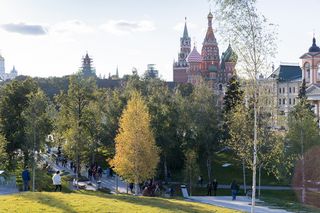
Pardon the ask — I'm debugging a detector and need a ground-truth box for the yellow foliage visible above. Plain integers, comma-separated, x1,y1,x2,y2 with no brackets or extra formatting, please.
111,91,159,183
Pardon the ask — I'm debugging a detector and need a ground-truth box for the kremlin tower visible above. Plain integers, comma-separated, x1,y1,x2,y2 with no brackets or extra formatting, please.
173,12,237,90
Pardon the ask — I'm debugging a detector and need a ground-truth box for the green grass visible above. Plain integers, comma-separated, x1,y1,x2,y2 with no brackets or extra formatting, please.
260,190,320,213
173,152,289,186
0,191,240,213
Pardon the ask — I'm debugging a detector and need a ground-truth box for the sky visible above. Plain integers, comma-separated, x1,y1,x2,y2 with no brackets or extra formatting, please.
0,0,319,81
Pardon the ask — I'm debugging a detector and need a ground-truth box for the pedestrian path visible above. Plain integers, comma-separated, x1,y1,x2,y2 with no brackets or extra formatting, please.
189,196,292,213
42,153,129,193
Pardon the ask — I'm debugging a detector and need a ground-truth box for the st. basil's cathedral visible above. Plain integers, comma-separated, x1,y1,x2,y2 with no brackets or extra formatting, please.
173,12,238,91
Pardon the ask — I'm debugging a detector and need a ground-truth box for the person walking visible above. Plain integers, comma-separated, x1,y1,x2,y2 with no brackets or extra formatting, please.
97,166,103,180
52,171,62,192
129,183,134,194
22,167,30,191
207,182,212,196
198,176,203,187
230,180,239,200
88,167,93,181
212,179,218,196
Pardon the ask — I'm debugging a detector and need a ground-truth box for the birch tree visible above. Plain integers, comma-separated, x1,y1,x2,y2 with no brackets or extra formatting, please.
212,0,277,210
111,91,159,195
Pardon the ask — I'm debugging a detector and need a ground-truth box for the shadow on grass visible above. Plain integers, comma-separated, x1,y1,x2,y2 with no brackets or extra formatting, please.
76,191,223,213
22,192,77,213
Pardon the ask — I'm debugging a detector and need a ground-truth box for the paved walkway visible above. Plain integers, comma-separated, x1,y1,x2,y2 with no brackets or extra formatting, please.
42,153,128,194
189,196,292,213
0,188,18,195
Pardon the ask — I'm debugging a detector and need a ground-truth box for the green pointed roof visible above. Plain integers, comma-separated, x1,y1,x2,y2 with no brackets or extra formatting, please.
223,44,238,63
183,18,189,38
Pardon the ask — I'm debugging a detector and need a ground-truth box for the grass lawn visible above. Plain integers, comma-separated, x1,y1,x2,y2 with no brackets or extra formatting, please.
0,191,240,213
260,190,320,213
172,152,288,186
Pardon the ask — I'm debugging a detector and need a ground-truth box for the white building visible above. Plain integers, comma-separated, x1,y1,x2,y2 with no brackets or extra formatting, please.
0,54,5,80
0,54,18,81
259,63,302,129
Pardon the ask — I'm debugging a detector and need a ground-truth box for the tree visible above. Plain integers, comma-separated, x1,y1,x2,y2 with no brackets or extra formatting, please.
212,0,277,210
184,149,199,196
190,79,219,183
55,75,96,177
0,134,8,170
111,91,159,195
0,78,38,168
286,100,320,203
23,88,53,191
223,75,244,114
144,79,180,181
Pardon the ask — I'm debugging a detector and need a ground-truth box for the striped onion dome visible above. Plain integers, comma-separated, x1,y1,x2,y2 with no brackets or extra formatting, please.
187,46,202,63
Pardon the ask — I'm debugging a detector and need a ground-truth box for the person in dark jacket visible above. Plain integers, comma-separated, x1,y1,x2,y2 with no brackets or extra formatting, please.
22,167,30,191
207,182,212,196
212,179,218,196
230,180,239,200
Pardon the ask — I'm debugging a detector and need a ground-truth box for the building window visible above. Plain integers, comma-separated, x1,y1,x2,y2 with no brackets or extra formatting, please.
279,99,281,105
283,98,285,105
289,98,292,105
289,87,292,93
293,87,295,93
283,88,285,93
293,98,296,105
279,88,281,94
304,62,311,82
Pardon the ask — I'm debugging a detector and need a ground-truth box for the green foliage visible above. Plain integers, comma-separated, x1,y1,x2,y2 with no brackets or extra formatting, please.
0,78,38,167
23,88,53,155
55,75,96,170
184,149,199,196
225,102,284,178
189,79,219,181
286,100,320,175
223,75,244,114
0,133,8,169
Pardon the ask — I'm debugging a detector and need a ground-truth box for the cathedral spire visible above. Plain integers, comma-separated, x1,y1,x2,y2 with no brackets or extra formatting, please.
207,11,213,27
183,17,189,38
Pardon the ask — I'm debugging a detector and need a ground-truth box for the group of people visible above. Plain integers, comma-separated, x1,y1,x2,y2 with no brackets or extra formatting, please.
140,179,163,196
21,167,62,192
206,178,219,196
87,163,103,181
201,176,240,200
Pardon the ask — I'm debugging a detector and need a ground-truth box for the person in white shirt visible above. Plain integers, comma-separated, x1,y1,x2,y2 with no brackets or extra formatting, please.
52,171,62,192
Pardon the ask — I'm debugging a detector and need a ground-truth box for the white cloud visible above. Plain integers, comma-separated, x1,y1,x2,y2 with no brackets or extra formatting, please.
51,20,95,35
100,20,155,35
0,22,47,35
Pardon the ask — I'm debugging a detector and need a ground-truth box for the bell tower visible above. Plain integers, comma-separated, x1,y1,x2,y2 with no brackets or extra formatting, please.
173,18,191,83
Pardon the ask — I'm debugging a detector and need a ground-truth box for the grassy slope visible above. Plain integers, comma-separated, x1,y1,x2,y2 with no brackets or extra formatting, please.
173,152,288,186
0,191,240,213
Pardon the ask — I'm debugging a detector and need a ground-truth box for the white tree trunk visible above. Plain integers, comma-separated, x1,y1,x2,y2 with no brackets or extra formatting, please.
251,89,258,213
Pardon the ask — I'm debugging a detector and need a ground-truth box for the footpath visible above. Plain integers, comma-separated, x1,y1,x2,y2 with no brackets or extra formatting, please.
42,153,128,193
188,196,292,213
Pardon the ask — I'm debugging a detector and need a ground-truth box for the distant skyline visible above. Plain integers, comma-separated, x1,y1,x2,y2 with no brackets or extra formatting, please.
0,0,319,80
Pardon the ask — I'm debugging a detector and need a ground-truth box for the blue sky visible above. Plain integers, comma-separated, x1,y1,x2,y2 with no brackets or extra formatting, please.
0,0,319,80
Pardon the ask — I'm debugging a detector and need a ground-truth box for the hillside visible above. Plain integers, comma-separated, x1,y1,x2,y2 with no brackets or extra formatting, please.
0,191,239,213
